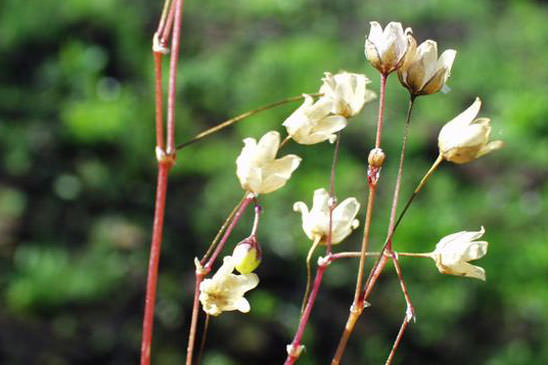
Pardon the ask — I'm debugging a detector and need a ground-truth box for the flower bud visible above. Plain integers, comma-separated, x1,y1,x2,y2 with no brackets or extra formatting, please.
368,148,386,168
232,236,262,274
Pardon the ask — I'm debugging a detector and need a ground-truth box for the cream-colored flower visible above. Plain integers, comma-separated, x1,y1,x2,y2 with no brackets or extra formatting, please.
283,95,347,145
398,37,457,96
199,256,259,316
293,188,360,244
365,21,413,74
429,227,488,280
438,97,504,164
319,72,376,118
236,131,301,194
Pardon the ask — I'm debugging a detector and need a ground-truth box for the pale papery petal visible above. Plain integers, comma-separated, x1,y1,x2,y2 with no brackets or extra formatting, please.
311,188,330,213
258,154,301,194
368,21,384,45
418,40,439,79
451,97,482,126
438,49,457,83
235,297,251,313
477,140,505,158
256,131,281,161
293,201,309,215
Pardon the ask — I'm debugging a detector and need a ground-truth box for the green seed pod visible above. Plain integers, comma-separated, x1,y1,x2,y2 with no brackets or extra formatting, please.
232,238,262,274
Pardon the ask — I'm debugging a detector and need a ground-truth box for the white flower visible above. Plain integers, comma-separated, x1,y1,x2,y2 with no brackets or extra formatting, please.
398,38,457,96
438,97,504,164
430,227,488,280
293,188,360,244
199,256,259,316
365,21,413,74
283,95,347,145
236,131,302,194
319,72,376,118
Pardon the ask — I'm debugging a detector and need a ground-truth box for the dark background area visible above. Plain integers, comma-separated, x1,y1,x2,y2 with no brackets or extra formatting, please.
0,0,547,364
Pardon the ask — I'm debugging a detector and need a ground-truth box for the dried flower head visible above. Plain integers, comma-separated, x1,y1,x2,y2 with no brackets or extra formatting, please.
293,188,360,245
365,21,413,74
283,95,347,145
236,131,302,194
319,72,376,118
438,97,504,164
398,37,456,96
430,227,488,280
199,256,259,316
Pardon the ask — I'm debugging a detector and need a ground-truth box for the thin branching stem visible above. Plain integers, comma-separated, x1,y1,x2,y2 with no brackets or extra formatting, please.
331,72,388,365
359,97,417,306
195,314,210,365
285,130,342,364
385,315,410,365
185,195,253,365
176,94,321,150
200,194,247,265
302,236,321,312
153,53,165,149
140,163,170,365
140,1,184,362
326,132,342,255
156,0,173,37
361,153,444,303
204,195,254,270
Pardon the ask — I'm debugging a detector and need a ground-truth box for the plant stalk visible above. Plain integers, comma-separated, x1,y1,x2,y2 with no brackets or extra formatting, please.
176,94,321,150
185,195,253,365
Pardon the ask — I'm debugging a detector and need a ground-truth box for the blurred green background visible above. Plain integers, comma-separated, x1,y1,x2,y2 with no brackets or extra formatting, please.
0,0,547,364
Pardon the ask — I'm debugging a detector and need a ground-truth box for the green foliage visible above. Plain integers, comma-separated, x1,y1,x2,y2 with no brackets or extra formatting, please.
0,0,546,363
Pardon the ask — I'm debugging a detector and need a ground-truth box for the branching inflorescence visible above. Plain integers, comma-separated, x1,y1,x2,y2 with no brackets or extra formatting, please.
141,5,504,363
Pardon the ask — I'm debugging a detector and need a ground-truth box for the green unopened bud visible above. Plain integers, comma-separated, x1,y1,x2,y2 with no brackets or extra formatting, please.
232,237,262,274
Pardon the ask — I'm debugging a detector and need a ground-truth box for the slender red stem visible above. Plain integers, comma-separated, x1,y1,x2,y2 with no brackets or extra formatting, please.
374,73,388,148
361,97,416,303
385,315,410,365
326,133,342,255
386,97,415,246
286,130,342,363
140,1,184,363
140,163,170,365
185,195,253,365
159,0,176,43
166,0,184,154
331,73,389,364
284,263,328,365
185,272,204,365
390,252,414,321
204,195,253,270
154,53,165,149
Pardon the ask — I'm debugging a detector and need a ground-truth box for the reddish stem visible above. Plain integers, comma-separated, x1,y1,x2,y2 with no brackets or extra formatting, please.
204,195,253,270
166,0,184,154
390,251,414,321
284,263,329,365
153,53,165,149
140,162,170,365
326,133,342,255
185,195,253,365
185,272,204,365
159,0,176,43
385,315,410,365
331,73,389,364
374,73,388,148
